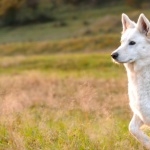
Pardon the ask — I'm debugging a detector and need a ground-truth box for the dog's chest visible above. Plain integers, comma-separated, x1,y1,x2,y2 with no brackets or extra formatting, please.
127,68,150,124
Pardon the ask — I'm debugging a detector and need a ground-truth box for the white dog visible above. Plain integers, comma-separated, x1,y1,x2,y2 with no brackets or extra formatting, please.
111,13,150,149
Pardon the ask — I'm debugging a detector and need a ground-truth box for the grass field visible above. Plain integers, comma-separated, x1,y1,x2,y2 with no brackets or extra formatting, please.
0,67,145,150
0,4,149,150
0,55,146,150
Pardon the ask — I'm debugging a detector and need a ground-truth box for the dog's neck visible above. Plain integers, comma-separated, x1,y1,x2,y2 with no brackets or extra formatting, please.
124,59,150,106
124,59,150,85
124,58,150,73
124,63,137,84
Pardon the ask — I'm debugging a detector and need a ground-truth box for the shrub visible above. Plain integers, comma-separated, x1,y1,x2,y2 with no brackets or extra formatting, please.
125,0,144,8
0,0,55,26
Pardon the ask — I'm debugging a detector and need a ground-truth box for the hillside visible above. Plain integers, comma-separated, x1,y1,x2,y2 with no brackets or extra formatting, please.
0,5,147,55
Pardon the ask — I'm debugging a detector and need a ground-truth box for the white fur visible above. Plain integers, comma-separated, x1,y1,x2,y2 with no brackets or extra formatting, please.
111,13,150,149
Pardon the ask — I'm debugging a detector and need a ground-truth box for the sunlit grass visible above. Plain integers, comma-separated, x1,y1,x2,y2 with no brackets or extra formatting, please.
0,53,124,79
0,72,135,150
0,108,137,150
0,58,145,150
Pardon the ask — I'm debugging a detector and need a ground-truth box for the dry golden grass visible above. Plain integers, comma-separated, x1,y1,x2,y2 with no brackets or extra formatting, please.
0,72,128,117
0,72,146,150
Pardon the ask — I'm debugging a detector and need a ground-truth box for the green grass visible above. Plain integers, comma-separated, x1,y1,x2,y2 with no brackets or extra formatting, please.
0,53,124,79
0,34,120,56
0,108,144,150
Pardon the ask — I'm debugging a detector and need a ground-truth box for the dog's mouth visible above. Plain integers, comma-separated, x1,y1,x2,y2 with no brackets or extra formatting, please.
127,59,134,63
112,58,134,64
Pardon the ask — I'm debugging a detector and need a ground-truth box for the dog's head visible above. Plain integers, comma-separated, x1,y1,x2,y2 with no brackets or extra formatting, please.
111,13,150,64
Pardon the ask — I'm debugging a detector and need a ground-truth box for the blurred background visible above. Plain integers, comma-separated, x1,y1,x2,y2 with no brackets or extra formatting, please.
0,0,149,44
0,0,149,150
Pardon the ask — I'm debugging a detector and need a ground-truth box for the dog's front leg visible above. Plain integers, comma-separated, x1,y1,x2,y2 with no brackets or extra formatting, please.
129,114,150,149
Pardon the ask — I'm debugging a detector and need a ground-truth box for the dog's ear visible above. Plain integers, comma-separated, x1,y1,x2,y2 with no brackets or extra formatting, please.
122,13,135,33
137,14,150,37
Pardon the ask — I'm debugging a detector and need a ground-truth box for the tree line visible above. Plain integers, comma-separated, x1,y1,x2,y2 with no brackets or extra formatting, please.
0,0,147,26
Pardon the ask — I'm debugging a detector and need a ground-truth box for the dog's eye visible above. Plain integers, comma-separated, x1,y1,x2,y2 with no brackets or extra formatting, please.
129,41,136,45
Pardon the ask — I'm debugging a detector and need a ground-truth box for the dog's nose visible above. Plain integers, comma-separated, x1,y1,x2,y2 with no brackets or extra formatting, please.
111,52,118,59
